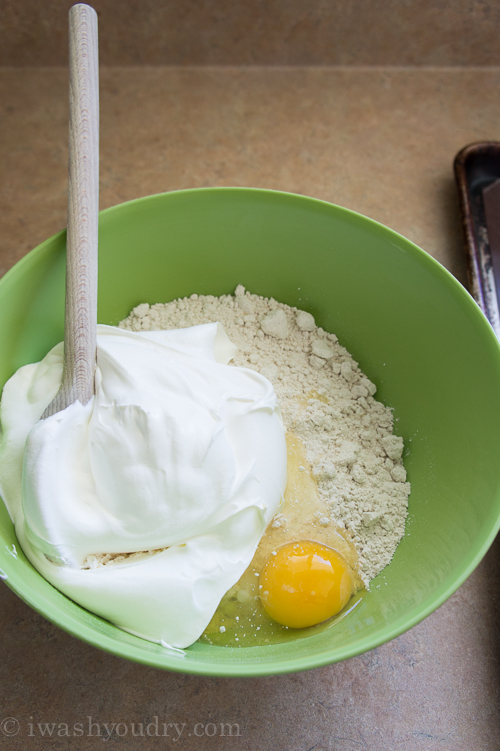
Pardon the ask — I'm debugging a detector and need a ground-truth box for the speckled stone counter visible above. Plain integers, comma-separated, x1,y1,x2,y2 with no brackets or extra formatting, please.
0,67,499,750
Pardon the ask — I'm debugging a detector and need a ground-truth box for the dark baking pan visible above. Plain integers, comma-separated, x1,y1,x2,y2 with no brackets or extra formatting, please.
454,142,500,338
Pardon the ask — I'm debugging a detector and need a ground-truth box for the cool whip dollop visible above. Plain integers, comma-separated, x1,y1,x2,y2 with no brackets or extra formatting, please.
0,323,287,648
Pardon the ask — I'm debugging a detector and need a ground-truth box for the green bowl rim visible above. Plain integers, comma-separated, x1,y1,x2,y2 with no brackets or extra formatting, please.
2,185,500,677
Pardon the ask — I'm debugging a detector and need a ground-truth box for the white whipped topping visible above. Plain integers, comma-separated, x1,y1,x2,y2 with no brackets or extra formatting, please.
0,323,287,648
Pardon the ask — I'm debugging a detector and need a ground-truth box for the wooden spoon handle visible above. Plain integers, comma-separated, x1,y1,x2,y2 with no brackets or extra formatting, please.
43,4,99,418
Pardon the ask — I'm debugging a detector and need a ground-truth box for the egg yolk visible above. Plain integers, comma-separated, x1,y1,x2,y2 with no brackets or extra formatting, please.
259,540,354,629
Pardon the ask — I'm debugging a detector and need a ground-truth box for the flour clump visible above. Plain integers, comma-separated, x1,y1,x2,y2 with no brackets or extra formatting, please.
260,309,289,339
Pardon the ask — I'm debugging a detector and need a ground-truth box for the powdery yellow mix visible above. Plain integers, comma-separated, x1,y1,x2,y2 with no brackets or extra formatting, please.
119,287,411,647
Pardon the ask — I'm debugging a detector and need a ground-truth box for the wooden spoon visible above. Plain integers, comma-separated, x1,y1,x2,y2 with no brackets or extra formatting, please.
42,3,99,418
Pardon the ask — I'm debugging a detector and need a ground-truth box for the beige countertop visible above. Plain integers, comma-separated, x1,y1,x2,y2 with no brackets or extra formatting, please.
0,66,499,750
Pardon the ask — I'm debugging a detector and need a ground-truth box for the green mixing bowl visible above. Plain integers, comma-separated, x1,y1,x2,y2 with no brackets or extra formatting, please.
1,187,500,676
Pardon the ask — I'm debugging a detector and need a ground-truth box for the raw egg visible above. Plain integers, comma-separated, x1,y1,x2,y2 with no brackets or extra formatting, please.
259,540,355,628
